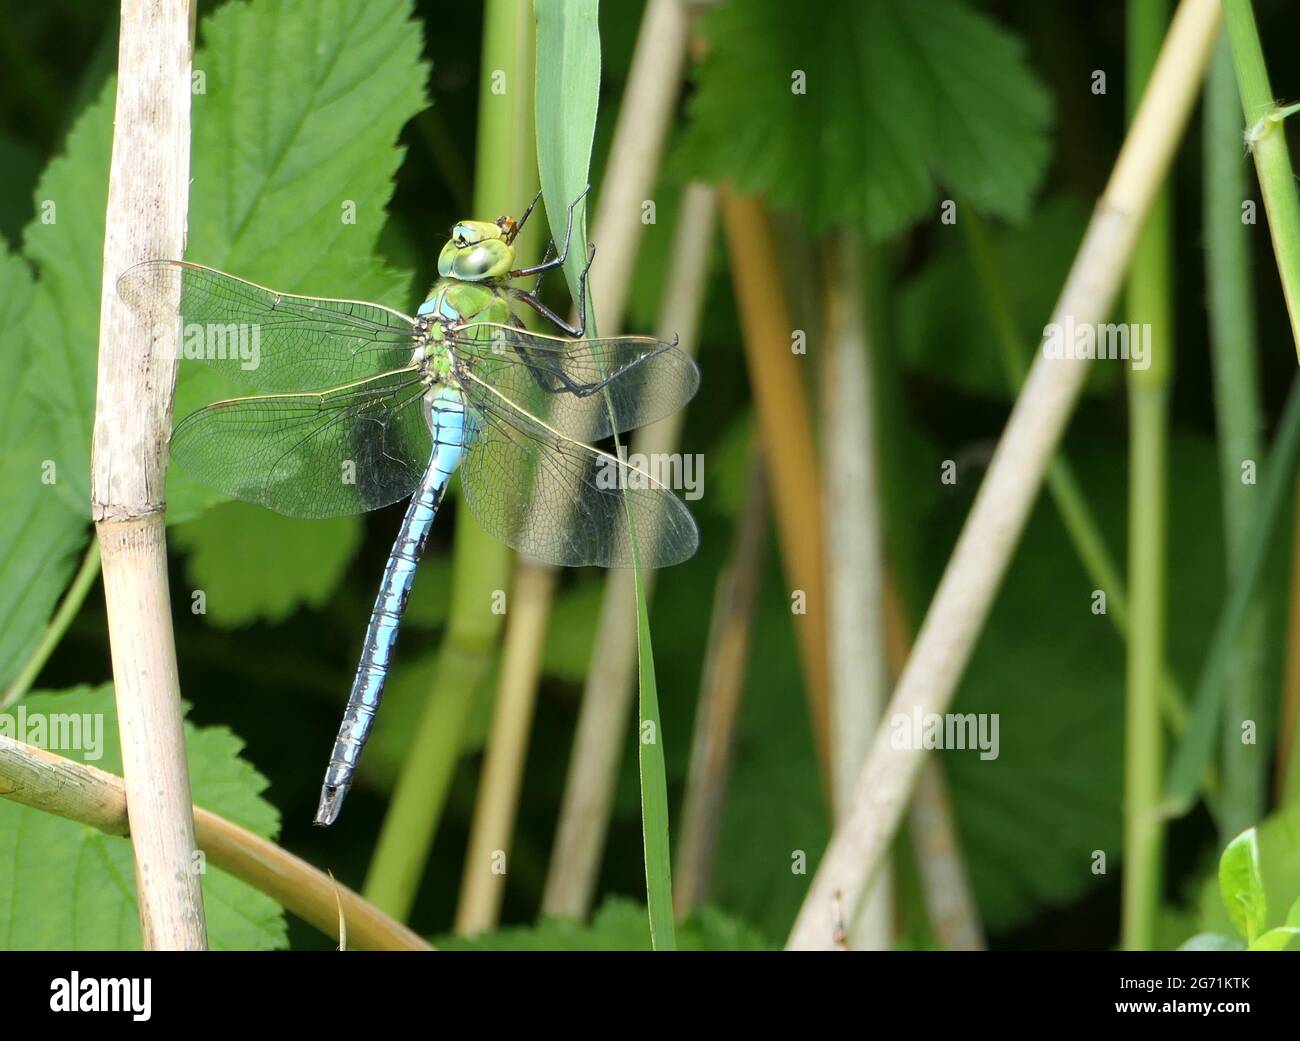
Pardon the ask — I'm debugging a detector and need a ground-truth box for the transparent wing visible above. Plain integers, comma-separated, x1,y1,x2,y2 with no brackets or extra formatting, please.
457,372,698,568
170,369,433,519
450,322,699,442
119,260,419,394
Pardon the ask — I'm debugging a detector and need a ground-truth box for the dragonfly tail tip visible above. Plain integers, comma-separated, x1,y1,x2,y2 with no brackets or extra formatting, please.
314,783,350,827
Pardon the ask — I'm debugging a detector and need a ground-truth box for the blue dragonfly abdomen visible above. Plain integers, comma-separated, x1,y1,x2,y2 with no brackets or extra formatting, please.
316,383,469,825
314,285,507,824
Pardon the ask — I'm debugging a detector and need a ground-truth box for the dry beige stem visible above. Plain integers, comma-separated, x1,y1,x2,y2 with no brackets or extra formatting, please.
91,0,204,950
0,736,431,951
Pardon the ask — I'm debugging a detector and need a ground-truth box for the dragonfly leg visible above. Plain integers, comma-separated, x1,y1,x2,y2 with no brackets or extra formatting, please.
509,187,545,242
531,238,557,296
495,299,610,398
508,287,582,338
571,240,597,337
509,184,590,279
507,241,597,339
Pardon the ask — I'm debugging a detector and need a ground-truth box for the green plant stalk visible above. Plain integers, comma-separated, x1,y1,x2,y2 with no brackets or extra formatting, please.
363,0,537,920
1122,0,1173,952
1,538,98,710
1166,373,1300,808
1124,379,1169,952
1221,0,1300,362
1205,34,1267,841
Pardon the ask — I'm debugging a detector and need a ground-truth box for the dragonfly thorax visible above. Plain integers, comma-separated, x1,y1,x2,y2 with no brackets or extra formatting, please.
417,278,511,325
414,277,514,384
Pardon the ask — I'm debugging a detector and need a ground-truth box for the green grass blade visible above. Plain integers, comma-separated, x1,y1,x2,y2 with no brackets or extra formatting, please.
631,558,675,949
1204,34,1267,839
1165,374,1300,810
534,0,676,948
535,0,599,318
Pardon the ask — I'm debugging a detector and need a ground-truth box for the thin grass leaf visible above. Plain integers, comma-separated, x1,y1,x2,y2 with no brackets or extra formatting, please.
535,0,676,949
1165,374,1300,809
535,0,599,311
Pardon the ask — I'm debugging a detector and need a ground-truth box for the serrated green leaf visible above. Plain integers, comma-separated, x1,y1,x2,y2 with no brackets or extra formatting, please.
0,132,42,243
1220,828,1267,943
676,0,1052,241
0,685,285,950
21,84,113,516
187,0,426,295
0,242,88,691
172,502,363,627
435,897,768,951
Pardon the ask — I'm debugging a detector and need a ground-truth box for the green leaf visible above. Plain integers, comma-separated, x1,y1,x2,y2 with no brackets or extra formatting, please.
0,131,42,243
535,0,600,307
21,85,113,516
0,685,285,950
676,0,1053,240
19,0,429,624
1219,829,1267,943
187,0,426,296
1249,927,1300,951
172,502,363,627
0,242,88,692
435,897,768,951
1198,803,1300,940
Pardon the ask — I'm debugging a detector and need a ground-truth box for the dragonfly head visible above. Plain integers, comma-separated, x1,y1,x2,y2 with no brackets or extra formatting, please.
438,220,515,282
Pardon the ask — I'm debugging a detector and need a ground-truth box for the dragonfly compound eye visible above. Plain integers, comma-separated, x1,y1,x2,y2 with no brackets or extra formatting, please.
451,239,511,281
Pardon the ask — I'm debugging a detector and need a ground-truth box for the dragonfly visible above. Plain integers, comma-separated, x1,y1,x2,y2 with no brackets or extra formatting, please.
119,189,700,826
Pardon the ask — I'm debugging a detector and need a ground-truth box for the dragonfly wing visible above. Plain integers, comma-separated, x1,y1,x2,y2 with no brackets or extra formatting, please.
451,323,699,441
170,369,432,519
118,260,419,394
457,372,698,568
